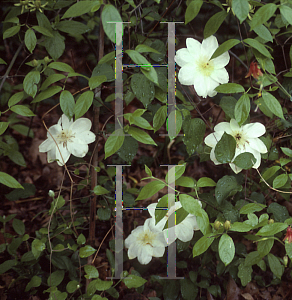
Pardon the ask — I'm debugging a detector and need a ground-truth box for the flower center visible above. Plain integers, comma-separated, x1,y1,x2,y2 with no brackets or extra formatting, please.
197,56,215,76
139,231,156,246
56,129,74,148
233,131,248,148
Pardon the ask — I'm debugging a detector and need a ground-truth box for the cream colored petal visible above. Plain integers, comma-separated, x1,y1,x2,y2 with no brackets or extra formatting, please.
248,138,267,153
230,119,240,132
67,142,88,158
201,36,218,59
58,114,73,129
210,147,222,165
212,51,230,68
244,145,262,168
175,48,195,67
186,38,202,56
178,65,197,85
243,122,266,138
74,131,96,144
71,118,92,133
205,131,224,147
39,138,55,152
192,73,218,98
56,145,71,166
175,223,194,242
214,122,232,134
210,67,229,84
47,147,57,163
47,124,62,137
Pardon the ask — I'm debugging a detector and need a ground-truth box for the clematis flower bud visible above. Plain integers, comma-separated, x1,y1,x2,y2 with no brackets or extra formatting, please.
283,226,292,243
245,62,263,80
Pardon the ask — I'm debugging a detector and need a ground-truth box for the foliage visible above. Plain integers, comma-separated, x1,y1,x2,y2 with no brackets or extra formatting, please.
1,0,292,299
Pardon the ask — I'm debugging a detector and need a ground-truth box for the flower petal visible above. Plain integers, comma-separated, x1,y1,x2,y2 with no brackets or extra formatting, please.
243,122,266,138
47,147,57,163
229,119,240,132
178,65,197,85
212,51,230,69
204,131,225,147
74,131,96,144
58,114,73,129
201,36,218,59
214,122,232,134
186,38,201,56
39,138,55,152
248,138,267,154
210,67,229,84
56,145,71,165
70,118,92,133
192,73,219,98
67,142,89,158
48,124,62,138
175,48,195,67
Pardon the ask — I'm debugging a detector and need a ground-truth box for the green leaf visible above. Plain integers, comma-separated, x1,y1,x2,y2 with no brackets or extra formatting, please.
23,71,40,98
214,132,236,164
233,152,256,170
141,66,159,85
60,90,75,120
79,245,96,258
238,262,252,286
98,51,115,65
262,166,280,181
89,75,107,90
135,44,160,53
25,276,41,292
74,90,93,119
66,280,80,293
249,3,277,30
8,91,24,107
0,122,9,135
122,275,147,289
117,136,138,164
234,94,250,126
281,147,292,157
204,10,228,39
176,176,195,188
128,126,157,145
215,83,245,94
42,31,65,61
0,58,7,65
40,74,66,90
211,39,240,60
285,242,292,259
0,172,23,189
25,28,36,53
240,203,266,215
92,63,114,82
153,105,167,132
267,203,289,223
95,278,113,291
280,5,292,26
230,222,253,232
215,175,242,204
180,194,203,217
253,24,273,43
262,91,284,119
62,1,98,18
3,25,20,39
183,117,206,156
84,265,99,279
232,0,249,23
10,105,35,117
48,62,74,73
32,239,45,259
131,74,155,107
32,86,62,103
256,223,288,236
244,38,272,58
167,110,183,139
56,20,91,35
0,260,16,275
197,177,216,188
258,239,274,258
180,278,198,300
267,253,283,279
32,25,53,37
47,270,65,287
104,128,125,158
10,124,34,138
185,0,203,25
193,233,215,257
101,4,123,45
165,164,185,184
220,96,237,119
12,219,25,235
136,180,166,200
219,234,235,266
126,50,152,71
273,173,288,189
93,185,109,195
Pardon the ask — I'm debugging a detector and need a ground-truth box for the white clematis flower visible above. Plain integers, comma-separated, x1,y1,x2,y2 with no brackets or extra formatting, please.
39,114,96,166
175,35,230,98
125,218,167,265
147,199,201,244
204,119,267,173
